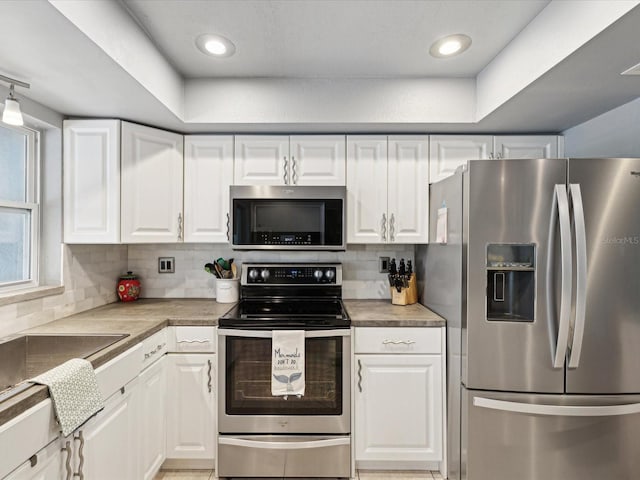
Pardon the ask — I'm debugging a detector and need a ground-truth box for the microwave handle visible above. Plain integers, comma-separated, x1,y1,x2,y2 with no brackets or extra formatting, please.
218,329,350,338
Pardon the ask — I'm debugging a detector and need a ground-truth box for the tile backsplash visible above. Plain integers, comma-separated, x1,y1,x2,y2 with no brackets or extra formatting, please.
0,244,128,338
1,243,414,337
127,244,415,300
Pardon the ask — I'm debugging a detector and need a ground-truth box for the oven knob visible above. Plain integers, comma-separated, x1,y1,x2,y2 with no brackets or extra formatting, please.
248,269,259,281
325,269,335,281
260,269,271,281
313,269,324,281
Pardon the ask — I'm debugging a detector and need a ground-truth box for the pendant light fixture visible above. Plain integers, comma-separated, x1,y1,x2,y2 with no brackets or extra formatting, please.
0,74,30,126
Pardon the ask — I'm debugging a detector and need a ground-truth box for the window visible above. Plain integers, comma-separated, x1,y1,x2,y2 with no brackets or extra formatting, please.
0,123,39,289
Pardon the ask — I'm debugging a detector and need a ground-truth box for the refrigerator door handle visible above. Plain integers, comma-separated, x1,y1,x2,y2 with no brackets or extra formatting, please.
550,184,573,369
568,184,587,368
473,396,640,417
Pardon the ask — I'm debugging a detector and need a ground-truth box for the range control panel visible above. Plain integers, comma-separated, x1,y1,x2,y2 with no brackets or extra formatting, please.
242,263,341,285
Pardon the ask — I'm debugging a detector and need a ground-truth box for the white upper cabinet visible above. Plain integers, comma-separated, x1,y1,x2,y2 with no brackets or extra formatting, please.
493,135,559,159
388,136,429,243
184,136,234,243
347,136,389,243
63,119,121,243
429,135,492,184
347,135,428,244
235,135,346,185
121,122,184,243
289,135,346,185
428,135,562,183
234,135,289,185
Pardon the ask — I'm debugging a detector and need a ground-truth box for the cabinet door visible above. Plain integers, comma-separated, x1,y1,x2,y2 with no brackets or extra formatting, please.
429,135,492,183
493,135,558,159
355,355,442,465
79,378,140,480
346,136,388,243
234,135,288,185
388,136,429,243
139,357,167,480
121,122,184,243
184,136,234,243
166,354,215,461
4,440,62,480
289,135,346,185
63,119,120,243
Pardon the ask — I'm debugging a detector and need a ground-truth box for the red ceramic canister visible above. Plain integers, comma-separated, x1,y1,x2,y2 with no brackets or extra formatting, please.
117,271,141,302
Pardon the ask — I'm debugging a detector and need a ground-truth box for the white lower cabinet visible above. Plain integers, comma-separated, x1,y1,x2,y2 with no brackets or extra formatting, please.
165,354,215,464
354,327,444,471
4,440,62,480
139,356,167,480
59,377,140,480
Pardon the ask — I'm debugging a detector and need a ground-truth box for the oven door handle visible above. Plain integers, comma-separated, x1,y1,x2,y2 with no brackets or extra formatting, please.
218,328,351,338
218,437,350,449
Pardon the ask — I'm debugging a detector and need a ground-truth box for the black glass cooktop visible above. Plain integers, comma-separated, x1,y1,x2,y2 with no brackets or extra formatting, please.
219,299,350,329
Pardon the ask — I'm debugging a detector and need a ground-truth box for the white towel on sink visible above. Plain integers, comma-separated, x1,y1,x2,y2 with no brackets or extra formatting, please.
271,330,305,397
32,358,104,436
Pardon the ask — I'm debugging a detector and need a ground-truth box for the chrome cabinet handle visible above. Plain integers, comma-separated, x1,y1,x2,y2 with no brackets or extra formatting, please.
62,440,72,480
207,359,212,393
357,359,363,393
389,213,395,242
381,213,387,241
382,339,416,345
73,431,85,480
292,155,297,184
226,212,230,241
283,156,289,184
177,213,183,240
177,339,210,344
145,342,167,359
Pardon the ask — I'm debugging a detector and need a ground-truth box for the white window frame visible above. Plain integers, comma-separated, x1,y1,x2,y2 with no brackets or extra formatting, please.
0,123,40,291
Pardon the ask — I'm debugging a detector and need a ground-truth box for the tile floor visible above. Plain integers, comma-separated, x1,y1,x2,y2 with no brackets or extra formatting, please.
153,471,444,480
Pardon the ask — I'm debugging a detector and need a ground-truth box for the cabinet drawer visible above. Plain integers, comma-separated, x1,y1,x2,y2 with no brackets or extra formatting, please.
141,328,168,370
168,326,215,353
355,327,441,354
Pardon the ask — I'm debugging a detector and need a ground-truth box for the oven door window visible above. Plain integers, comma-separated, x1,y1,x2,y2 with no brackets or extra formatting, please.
225,336,343,415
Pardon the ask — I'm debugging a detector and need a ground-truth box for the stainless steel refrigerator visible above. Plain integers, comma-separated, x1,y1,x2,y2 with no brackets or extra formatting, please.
418,158,640,480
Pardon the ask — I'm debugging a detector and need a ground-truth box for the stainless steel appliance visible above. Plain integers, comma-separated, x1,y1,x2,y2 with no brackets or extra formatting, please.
217,263,351,478
419,158,640,480
230,185,346,250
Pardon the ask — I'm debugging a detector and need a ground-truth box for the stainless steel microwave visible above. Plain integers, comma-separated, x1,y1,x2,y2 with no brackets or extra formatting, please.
230,185,346,250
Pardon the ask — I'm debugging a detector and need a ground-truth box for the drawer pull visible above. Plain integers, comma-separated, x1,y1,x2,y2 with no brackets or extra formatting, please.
382,339,416,345
177,339,210,344
357,359,363,393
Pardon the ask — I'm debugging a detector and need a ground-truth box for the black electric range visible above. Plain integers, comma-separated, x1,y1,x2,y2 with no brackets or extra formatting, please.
218,263,350,329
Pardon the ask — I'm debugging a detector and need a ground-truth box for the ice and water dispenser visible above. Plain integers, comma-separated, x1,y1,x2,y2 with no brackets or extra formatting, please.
486,244,535,322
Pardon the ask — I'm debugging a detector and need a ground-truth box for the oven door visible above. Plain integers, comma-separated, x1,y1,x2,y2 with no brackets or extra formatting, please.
218,328,351,434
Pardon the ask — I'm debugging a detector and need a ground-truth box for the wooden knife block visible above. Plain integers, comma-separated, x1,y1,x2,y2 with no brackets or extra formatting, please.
390,274,418,306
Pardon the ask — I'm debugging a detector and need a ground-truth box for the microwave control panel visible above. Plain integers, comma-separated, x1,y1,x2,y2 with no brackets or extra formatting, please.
255,232,316,245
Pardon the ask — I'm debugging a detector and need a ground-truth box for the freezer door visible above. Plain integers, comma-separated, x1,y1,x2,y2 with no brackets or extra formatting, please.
464,159,567,392
464,388,640,480
566,158,640,394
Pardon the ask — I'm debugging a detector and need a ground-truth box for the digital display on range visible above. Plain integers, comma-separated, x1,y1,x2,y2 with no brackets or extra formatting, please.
282,235,295,242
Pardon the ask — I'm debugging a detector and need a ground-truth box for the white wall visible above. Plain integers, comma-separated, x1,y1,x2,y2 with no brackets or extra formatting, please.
563,96,640,157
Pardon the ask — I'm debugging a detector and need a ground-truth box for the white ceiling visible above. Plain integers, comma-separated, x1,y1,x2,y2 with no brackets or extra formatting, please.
1,0,640,134
122,0,549,78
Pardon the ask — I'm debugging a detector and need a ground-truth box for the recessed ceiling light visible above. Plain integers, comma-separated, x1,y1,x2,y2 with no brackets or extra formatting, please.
196,34,236,58
430,34,472,58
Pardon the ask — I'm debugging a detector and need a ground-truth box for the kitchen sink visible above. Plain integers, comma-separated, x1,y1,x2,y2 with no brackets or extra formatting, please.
0,333,128,400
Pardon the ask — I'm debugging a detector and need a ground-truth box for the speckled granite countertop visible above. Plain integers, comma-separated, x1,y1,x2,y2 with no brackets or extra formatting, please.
0,298,443,427
0,299,232,427
343,300,446,327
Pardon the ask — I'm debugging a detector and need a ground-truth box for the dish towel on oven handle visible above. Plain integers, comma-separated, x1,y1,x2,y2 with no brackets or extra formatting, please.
271,330,305,397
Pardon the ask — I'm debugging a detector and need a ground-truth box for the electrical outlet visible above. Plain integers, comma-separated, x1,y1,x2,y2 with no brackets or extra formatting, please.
158,257,175,273
379,256,390,273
